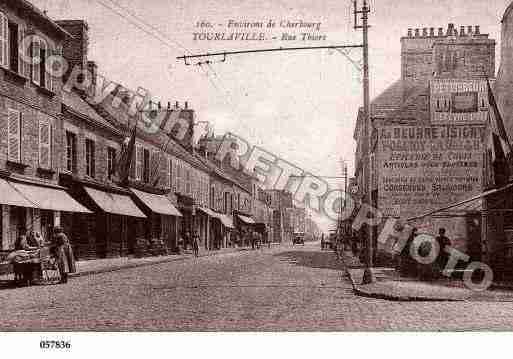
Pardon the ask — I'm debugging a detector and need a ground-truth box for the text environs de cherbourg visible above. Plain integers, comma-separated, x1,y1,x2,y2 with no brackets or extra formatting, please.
192,19,326,41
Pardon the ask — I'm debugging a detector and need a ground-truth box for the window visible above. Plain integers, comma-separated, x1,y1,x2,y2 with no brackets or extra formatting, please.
185,168,191,195
168,158,173,189
224,192,229,214
210,185,215,208
7,109,21,162
85,138,95,178
237,193,241,210
66,131,77,173
107,147,117,180
135,145,143,180
176,163,182,193
143,148,150,183
8,21,18,72
0,12,8,68
38,121,51,169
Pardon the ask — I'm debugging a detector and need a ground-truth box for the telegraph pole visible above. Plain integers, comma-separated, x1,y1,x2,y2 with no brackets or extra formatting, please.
354,0,375,284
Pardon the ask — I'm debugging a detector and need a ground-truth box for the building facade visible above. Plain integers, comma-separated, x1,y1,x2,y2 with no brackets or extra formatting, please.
354,23,495,261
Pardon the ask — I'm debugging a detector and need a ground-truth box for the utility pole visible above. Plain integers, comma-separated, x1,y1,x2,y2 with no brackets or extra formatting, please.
354,0,375,284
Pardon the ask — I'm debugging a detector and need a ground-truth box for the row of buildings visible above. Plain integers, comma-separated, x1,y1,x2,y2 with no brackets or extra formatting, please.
349,3,513,280
0,0,318,260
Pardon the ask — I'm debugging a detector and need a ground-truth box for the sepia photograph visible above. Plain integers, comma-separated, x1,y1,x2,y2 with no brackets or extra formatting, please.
1,0,513,356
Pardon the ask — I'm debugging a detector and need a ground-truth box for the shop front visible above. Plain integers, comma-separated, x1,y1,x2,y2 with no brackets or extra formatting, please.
0,176,91,252
235,212,256,247
129,188,182,253
197,207,217,250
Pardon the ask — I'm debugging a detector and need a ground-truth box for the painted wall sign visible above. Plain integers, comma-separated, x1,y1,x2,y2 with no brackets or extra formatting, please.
377,124,486,218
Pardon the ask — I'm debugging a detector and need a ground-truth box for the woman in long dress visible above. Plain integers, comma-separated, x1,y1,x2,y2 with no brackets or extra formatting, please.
51,227,76,284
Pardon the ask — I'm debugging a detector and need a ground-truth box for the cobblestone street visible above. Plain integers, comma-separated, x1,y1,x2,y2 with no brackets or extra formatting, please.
1,242,513,331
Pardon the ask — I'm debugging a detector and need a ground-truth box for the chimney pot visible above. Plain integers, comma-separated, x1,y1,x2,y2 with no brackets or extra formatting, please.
175,101,179,108
167,101,171,110
185,101,189,109
422,27,428,37
415,28,420,37
430,27,435,36
158,101,162,110
447,23,455,36
407,28,413,37
460,26,465,36
438,27,444,36
475,25,480,35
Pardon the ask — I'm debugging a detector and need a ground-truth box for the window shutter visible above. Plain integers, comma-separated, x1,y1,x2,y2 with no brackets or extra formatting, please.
129,145,136,178
177,163,182,193
38,121,51,169
167,158,172,189
136,145,143,180
0,12,7,68
7,109,21,162
44,43,52,91
32,39,40,85
172,160,177,192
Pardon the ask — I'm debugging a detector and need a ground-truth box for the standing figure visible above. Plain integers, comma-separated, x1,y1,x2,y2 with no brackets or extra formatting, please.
435,228,451,275
192,231,200,257
51,227,76,284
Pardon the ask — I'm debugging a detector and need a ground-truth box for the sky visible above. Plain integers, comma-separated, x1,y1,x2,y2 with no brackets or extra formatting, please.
33,0,512,229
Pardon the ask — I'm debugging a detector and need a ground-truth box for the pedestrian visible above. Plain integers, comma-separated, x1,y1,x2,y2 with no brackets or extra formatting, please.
51,226,76,284
192,231,200,257
399,227,417,277
435,228,451,275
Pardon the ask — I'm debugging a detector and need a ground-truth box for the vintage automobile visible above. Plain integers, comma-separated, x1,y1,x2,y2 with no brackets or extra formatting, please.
292,233,305,245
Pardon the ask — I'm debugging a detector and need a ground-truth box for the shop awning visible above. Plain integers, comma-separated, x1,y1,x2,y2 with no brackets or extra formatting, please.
0,178,37,208
10,181,91,213
216,214,234,229
130,188,182,217
85,187,146,218
198,206,217,217
407,182,513,222
238,214,256,225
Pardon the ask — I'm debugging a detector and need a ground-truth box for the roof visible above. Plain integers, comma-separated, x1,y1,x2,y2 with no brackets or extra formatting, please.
62,91,123,136
503,2,513,23
12,0,72,39
92,90,211,173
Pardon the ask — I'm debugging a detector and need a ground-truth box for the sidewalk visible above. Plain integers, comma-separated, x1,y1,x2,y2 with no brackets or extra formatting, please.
71,246,248,278
0,246,248,282
338,251,513,302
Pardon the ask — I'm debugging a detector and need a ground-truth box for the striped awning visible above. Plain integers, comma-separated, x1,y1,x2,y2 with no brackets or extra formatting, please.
9,181,91,213
130,188,182,217
85,187,146,218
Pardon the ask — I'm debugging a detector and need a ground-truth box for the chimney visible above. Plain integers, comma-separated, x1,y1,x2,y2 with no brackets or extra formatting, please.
87,61,97,93
467,25,473,35
430,27,435,36
415,28,420,37
438,27,444,36
407,28,413,37
55,20,89,81
185,101,189,109
175,101,179,108
475,25,480,35
460,26,465,36
447,23,455,36
422,27,428,37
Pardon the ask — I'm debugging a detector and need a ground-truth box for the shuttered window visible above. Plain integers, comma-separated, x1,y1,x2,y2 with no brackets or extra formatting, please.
107,147,117,180
176,162,182,193
135,145,143,181
0,12,8,68
31,38,40,85
7,109,21,162
38,121,51,169
85,138,95,178
168,158,173,189
172,160,178,192
66,131,77,173
185,168,191,195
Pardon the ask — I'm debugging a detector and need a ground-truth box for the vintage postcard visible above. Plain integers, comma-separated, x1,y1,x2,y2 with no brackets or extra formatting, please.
0,0,513,355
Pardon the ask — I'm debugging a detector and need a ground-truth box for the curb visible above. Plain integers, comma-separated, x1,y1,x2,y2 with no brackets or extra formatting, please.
337,253,466,302
70,248,247,279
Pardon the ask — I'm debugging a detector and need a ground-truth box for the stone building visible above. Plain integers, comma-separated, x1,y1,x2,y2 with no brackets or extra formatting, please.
0,1,91,252
353,23,495,261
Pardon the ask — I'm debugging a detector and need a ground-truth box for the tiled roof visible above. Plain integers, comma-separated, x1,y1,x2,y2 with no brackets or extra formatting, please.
13,0,72,38
62,91,122,135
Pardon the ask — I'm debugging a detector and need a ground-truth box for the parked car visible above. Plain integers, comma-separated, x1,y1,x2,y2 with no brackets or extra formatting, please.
293,234,305,245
